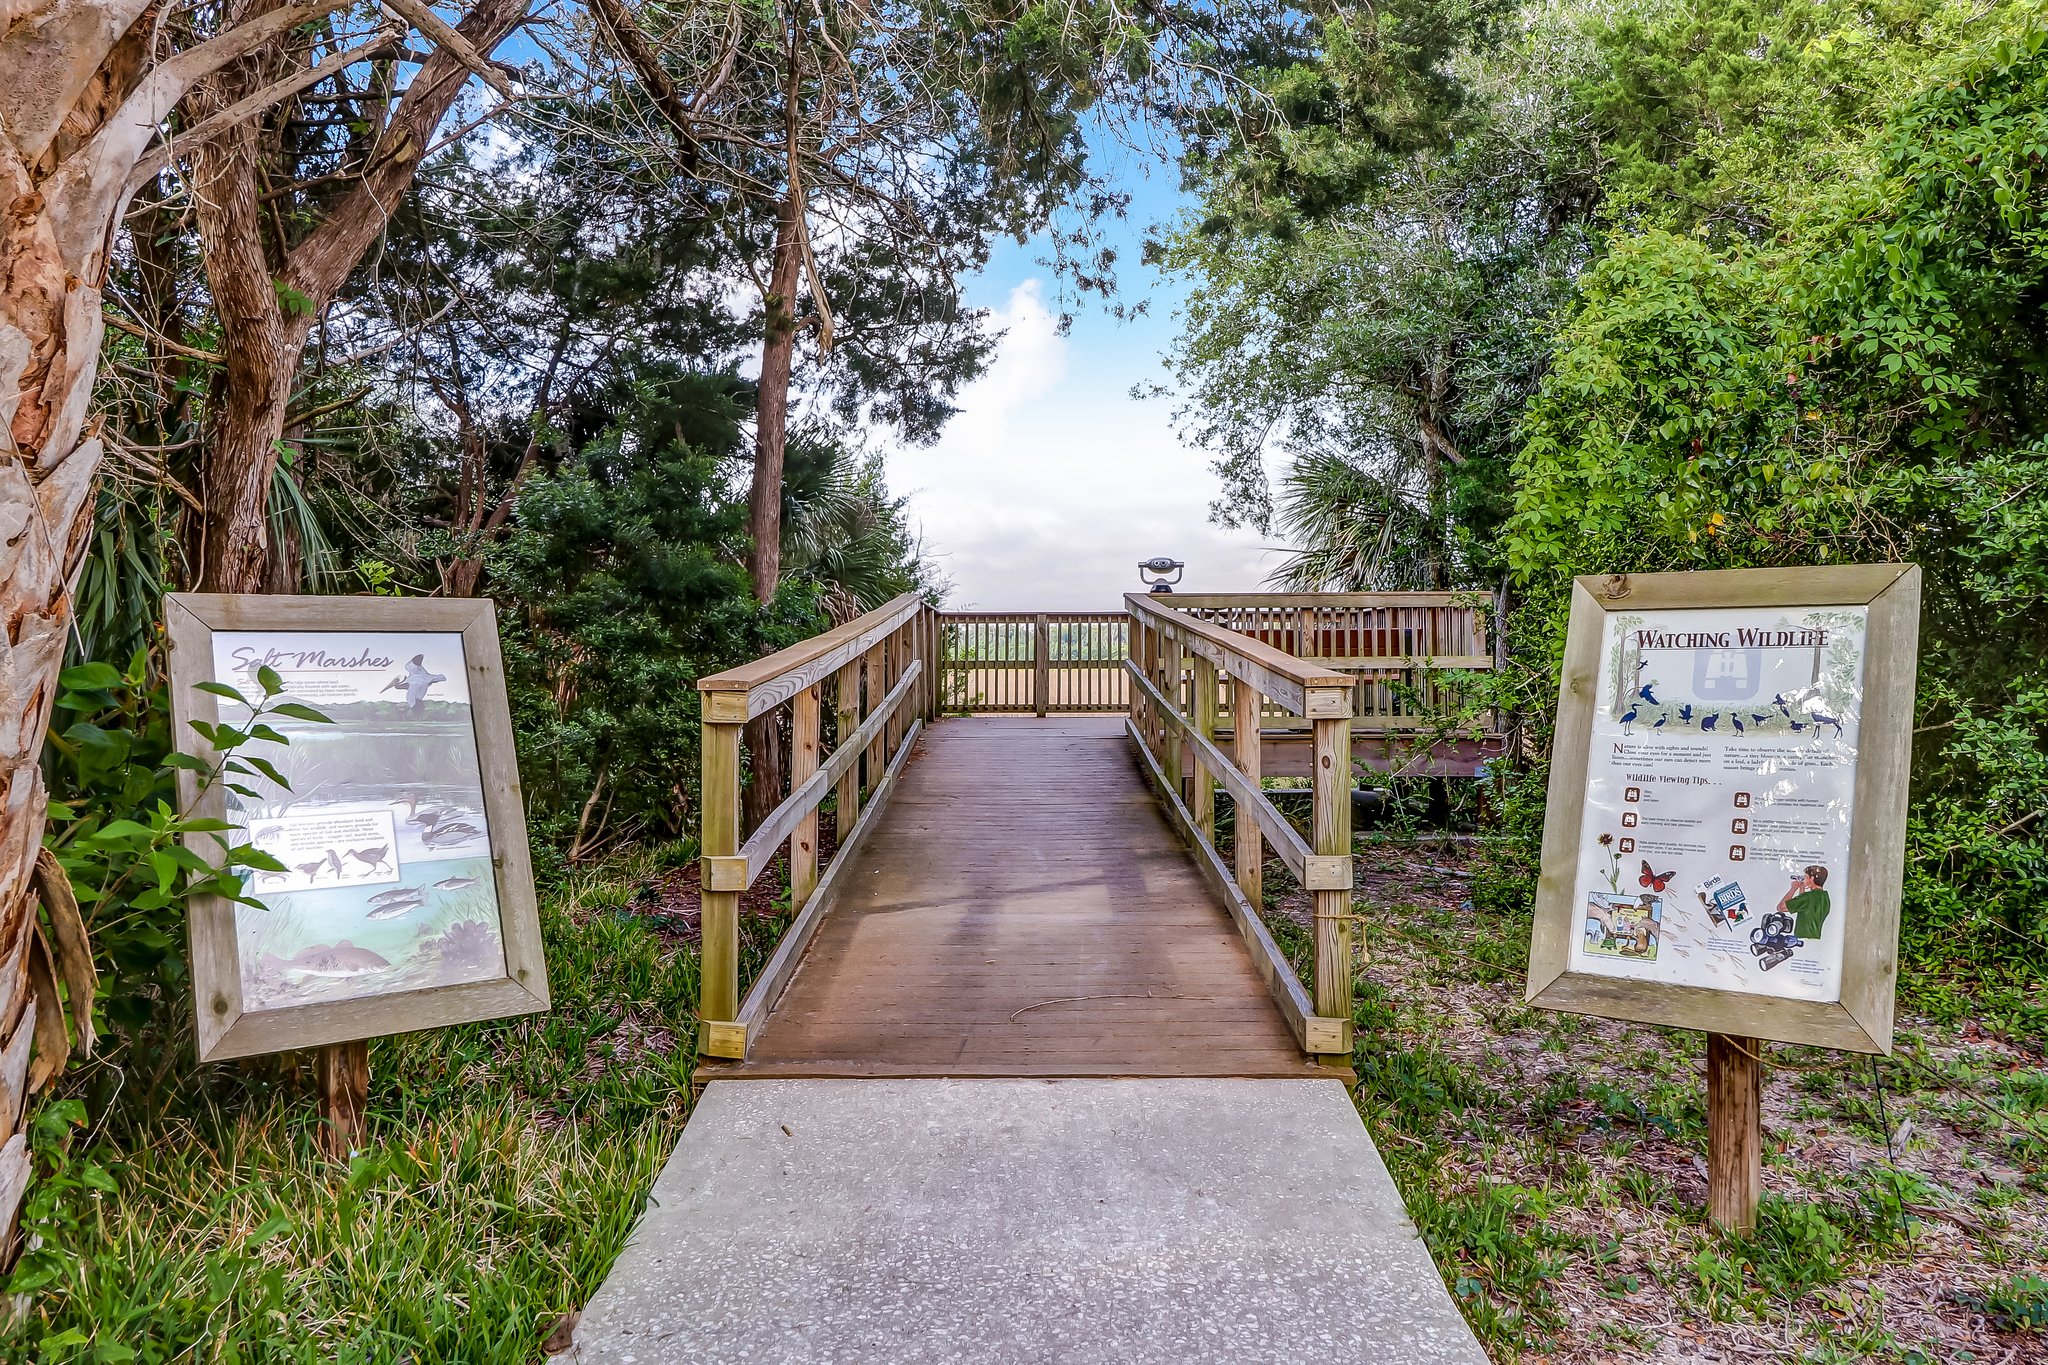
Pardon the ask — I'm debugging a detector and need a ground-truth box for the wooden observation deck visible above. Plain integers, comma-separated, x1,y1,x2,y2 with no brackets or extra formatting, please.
690,590,1502,1079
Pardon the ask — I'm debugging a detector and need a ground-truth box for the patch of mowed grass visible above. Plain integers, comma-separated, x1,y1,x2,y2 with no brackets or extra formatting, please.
3,851,704,1364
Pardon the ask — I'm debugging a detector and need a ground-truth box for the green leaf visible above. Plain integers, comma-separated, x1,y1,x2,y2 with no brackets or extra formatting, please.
195,681,249,702
257,664,284,695
269,702,332,724
58,663,122,691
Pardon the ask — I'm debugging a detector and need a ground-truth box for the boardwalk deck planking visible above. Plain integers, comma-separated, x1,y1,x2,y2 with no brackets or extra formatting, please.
715,716,1324,1079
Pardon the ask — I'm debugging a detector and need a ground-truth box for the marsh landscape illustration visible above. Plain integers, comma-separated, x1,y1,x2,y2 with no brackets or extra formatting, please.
210,630,508,1011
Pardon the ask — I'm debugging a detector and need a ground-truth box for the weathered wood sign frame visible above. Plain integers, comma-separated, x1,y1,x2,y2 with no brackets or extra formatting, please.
166,594,548,1063
1527,564,1921,1055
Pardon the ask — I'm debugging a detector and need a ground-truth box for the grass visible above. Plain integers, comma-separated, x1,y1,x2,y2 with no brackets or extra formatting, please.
0,845,785,1365
1255,836,2048,1363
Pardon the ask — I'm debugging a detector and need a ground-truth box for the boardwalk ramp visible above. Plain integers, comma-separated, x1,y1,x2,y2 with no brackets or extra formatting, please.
571,595,1489,1362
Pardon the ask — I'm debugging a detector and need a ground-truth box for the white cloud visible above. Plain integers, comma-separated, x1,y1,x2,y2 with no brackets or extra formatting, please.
889,280,1280,610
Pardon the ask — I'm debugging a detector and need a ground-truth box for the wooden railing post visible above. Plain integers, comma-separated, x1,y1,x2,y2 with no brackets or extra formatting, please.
700,715,742,1031
1033,613,1051,717
1311,709,1354,1042
1161,634,1183,797
863,640,886,795
1191,655,1218,845
835,657,862,828
1231,677,1262,908
790,686,820,908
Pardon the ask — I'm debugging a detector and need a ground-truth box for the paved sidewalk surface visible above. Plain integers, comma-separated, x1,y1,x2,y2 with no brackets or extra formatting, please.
572,1078,1487,1364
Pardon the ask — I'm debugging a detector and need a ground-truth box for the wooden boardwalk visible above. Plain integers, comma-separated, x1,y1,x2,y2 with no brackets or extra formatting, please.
717,717,1324,1079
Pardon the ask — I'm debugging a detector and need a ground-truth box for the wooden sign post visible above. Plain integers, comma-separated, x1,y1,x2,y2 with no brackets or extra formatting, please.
1526,566,1921,1234
165,595,550,1156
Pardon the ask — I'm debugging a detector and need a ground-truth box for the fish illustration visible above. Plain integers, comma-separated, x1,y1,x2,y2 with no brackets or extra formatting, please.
368,885,426,907
259,940,391,980
433,875,479,891
367,897,425,920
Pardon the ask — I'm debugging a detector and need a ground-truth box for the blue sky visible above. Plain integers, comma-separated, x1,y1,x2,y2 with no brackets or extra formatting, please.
885,151,1284,610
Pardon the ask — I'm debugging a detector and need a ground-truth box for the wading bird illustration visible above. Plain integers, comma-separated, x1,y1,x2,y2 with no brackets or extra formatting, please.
400,793,456,832
1809,708,1844,738
346,845,393,876
382,654,448,716
1653,713,1668,731
1619,704,1640,735
421,820,484,849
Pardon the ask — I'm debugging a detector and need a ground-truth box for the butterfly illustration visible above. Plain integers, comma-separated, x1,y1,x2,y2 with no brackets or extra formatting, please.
1639,861,1676,892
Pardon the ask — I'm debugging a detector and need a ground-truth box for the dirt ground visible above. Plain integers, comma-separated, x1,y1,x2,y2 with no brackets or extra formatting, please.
1267,840,2048,1364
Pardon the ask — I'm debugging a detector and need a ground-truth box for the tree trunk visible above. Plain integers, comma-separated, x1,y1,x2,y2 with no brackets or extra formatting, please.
748,186,804,605
190,103,292,594
185,0,528,594
741,182,805,834
0,0,524,1262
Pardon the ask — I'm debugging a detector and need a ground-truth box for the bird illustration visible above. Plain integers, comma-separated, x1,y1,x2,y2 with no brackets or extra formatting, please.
1700,713,1720,732
1637,682,1659,705
1653,714,1668,731
421,820,484,848
1809,709,1844,738
346,845,393,876
401,793,454,831
1731,715,1745,735
295,858,328,881
1788,718,1807,732
1619,704,1639,735
382,654,448,716
1752,712,1772,726
1678,703,1694,723
324,849,346,879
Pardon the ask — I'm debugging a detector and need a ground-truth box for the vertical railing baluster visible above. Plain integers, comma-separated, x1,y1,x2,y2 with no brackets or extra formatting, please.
1311,707,1354,1048
1192,655,1218,845
1232,676,1262,909
700,712,742,1032
790,686,820,908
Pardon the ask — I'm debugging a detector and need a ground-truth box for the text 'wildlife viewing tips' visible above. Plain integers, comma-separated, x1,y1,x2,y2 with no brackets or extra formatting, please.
210,631,505,1011
1569,606,1868,1004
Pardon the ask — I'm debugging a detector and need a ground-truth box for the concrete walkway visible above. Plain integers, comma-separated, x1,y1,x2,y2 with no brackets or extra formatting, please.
571,1078,1486,1364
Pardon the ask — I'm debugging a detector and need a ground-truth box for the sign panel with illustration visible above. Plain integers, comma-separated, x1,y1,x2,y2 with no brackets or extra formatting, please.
1527,567,1920,1053
168,597,548,1062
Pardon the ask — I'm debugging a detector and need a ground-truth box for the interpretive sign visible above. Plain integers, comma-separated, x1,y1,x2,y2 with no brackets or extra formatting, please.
166,595,548,1062
1527,565,1921,1055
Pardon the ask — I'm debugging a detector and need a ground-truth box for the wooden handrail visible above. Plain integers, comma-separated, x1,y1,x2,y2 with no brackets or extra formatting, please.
1124,592,1352,720
1164,591,1478,608
1122,592,1356,1059
698,595,937,1061
1123,661,1347,891
699,591,924,722
704,660,922,890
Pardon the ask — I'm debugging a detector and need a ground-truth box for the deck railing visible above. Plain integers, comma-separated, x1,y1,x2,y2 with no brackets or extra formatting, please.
1122,592,1356,1058
695,591,937,1059
1169,592,1493,733
937,611,1130,715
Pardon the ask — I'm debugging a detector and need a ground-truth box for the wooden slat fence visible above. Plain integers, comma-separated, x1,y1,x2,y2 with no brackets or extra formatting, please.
938,611,1129,715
